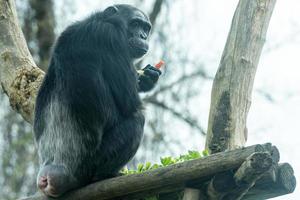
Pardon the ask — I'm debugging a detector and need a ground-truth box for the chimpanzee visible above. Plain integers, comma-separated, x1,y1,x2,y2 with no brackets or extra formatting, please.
34,4,161,197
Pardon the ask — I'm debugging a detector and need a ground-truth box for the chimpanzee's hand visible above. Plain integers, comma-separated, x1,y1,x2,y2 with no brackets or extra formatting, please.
138,64,162,92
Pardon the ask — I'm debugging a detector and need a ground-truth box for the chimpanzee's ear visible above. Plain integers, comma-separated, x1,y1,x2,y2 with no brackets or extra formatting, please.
103,6,118,18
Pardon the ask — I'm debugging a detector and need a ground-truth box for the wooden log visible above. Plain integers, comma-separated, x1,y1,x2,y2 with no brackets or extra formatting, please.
205,0,277,153
234,153,273,184
19,144,270,200
243,163,296,200
206,171,236,199
146,162,296,200
207,152,273,200
222,152,273,200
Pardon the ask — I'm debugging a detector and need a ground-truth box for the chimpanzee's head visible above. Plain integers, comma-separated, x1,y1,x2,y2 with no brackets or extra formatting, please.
102,4,152,59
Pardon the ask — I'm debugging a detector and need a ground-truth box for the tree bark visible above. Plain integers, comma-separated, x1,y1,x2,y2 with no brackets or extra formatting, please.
0,0,44,124
205,0,277,153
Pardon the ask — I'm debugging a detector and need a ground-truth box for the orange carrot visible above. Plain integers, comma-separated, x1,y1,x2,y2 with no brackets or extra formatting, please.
155,60,165,69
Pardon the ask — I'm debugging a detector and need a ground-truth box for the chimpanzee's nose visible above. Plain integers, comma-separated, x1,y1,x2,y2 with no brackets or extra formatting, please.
140,31,147,39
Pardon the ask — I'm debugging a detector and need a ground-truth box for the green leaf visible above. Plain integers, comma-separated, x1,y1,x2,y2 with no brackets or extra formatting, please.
160,156,175,166
202,149,209,156
150,164,160,170
188,150,201,159
128,169,136,174
145,162,152,170
137,163,144,172
121,148,208,175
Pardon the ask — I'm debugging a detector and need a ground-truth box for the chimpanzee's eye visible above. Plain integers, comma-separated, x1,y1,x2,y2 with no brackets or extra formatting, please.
144,24,151,33
131,21,139,28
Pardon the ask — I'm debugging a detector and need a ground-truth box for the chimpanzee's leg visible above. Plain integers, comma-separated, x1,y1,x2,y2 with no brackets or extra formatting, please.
93,111,145,180
36,100,100,197
37,129,99,197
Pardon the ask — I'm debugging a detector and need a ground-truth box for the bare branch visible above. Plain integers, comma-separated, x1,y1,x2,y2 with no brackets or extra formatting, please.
147,68,212,99
149,0,164,28
144,98,206,135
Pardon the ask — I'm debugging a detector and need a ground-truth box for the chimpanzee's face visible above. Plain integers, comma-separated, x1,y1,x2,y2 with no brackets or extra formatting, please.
103,5,152,58
126,9,151,58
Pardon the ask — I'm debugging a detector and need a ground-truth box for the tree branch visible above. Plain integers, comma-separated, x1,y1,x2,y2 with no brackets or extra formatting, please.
146,68,212,99
0,0,44,123
206,0,277,153
149,0,164,27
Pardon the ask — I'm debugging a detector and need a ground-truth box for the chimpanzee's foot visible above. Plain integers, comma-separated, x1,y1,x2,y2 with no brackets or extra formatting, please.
37,164,77,197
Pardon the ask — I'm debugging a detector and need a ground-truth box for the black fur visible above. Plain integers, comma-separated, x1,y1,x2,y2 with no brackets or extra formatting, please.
34,4,159,197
